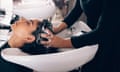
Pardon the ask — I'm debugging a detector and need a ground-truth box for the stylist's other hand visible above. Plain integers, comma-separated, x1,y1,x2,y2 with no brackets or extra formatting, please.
52,22,68,34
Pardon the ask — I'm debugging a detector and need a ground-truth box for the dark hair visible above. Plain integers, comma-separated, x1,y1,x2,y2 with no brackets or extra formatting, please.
32,19,53,45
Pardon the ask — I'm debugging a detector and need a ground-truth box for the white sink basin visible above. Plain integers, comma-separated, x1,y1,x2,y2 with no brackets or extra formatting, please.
13,0,56,19
1,21,98,72
1,45,98,72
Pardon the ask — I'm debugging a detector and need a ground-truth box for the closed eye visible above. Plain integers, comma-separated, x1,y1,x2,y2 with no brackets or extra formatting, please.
26,20,33,26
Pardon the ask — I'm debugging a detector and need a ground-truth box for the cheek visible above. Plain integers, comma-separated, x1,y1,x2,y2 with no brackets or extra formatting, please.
13,29,26,37
14,33,26,42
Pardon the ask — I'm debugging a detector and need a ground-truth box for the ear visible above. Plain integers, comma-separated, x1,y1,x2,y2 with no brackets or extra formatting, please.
24,35,35,43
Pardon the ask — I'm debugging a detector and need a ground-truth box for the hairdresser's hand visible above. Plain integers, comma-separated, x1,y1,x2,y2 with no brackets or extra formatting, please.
40,29,73,48
52,22,68,34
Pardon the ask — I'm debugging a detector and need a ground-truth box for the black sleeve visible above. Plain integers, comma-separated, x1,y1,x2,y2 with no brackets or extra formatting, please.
71,0,118,48
71,5,106,48
71,25,100,48
63,0,83,28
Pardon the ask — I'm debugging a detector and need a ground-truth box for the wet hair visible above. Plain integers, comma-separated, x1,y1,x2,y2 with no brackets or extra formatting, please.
32,19,53,45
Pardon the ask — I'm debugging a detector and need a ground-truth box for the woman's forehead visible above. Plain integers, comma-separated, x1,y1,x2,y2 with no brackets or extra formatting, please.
19,20,38,28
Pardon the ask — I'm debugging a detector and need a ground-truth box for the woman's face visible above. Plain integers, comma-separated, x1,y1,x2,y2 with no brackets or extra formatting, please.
11,18,39,39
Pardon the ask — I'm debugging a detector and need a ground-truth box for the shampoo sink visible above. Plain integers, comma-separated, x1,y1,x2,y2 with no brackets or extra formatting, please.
1,21,98,72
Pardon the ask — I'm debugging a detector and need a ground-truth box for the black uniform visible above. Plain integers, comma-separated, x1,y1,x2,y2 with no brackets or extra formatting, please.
63,0,120,72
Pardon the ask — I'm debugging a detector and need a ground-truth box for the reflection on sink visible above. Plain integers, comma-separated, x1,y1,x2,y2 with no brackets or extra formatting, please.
1,21,98,72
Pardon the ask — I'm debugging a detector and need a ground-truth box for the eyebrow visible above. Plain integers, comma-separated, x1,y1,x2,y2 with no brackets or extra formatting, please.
26,20,33,26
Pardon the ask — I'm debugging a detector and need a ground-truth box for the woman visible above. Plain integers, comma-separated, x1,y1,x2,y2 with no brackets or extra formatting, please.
41,0,120,72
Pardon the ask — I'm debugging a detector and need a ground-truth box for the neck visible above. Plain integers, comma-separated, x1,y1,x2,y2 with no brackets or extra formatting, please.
8,35,24,48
